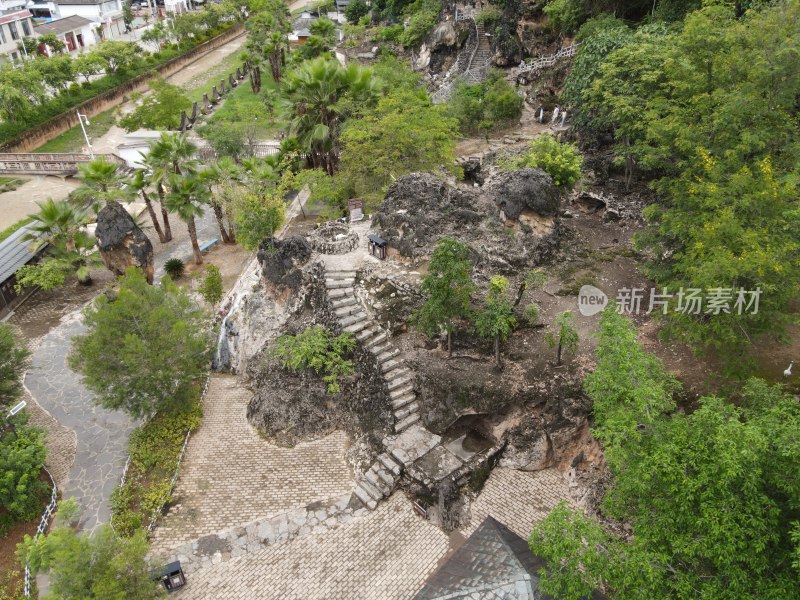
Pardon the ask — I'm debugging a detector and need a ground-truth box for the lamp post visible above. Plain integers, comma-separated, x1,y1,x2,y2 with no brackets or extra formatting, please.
76,111,94,158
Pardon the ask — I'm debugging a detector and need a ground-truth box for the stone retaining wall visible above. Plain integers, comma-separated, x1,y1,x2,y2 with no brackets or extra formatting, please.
309,223,360,255
161,493,370,574
1,26,245,153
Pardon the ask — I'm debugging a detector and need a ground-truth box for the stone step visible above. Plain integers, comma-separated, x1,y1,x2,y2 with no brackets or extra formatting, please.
327,270,356,279
390,446,412,466
358,478,385,501
377,453,402,476
387,374,412,391
331,296,357,310
326,279,353,289
340,313,366,328
375,467,395,490
355,327,379,342
328,287,354,299
389,383,414,400
334,304,361,318
369,343,390,356
394,402,418,421
363,332,388,349
395,413,420,433
345,320,371,335
353,486,377,510
376,348,400,364
365,468,390,496
390,393,416,411
380,359,403,374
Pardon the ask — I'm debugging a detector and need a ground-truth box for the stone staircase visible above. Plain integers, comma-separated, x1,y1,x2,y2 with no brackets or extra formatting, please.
325,269,428,509
464,22,492,83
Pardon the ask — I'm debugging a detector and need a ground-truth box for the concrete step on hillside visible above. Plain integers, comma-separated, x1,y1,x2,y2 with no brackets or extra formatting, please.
364,332,388,349
345,320,371,335
326,279,353,289
327,270,356,279
334,304,361,318
375,467,395,489
394,402,418,421
389,383,414,400
376,348,400,364
369,342,391,356
331,296,358,310
395,413,420,433
353,485,377,510
390,393,416,411
328,287,354,299
355,327,380,343
358,477,385,501
340,313,366,328
380,359,404,374
365,468,392,496
387,373,412,391
378,452,402,476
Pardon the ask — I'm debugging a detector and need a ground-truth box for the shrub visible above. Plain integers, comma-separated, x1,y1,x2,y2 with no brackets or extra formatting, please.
523,303,540,326
0,417,48,532
164,258,185,279
501,135,583,189
272,326,356,394
198,264,223,305
544,0,588,34
345,0,369,22
449,69,522,134
399,0,441,47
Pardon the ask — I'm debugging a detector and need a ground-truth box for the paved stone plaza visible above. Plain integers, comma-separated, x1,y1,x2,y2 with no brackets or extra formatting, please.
173,493,452,600
149,375,355,558
24,311,135,534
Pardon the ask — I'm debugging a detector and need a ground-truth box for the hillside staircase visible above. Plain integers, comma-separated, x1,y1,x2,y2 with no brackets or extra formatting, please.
430,16,493,104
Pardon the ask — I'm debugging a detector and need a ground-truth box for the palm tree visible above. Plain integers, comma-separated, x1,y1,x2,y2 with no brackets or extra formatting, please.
165,174,208,265
196,165,232,244
130,169,167,244
144,133,198,242
74,157,132,212
281,57,379,175
24,198,89,250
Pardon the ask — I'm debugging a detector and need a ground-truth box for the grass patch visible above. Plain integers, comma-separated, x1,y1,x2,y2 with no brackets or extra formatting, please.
184,50,245,104
0,216,34,243
0,177,24,194
110,393,203,537
34,109,117,153
205,78,285,138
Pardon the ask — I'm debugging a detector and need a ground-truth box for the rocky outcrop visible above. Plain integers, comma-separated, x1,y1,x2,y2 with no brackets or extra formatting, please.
373,172,560,271
483,168,561,219
94,201,154,283
257,236,312,291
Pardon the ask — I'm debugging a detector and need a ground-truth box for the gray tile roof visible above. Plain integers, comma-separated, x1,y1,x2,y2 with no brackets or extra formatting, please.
33,15,93,36
414,517,552,600
0,225,44,285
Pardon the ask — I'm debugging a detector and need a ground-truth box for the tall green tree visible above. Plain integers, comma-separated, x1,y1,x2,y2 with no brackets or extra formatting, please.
74,157,132,211
232,188,285,250
130,169,167,244
474,275,517,366
414,238,474,356
165,174,208,265
338,87,458,206
69,268,212,418
281,57,379,175
20,501,166,600
119,78,192,132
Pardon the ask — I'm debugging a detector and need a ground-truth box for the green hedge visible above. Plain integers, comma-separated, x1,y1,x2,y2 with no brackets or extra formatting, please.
0,25,236,147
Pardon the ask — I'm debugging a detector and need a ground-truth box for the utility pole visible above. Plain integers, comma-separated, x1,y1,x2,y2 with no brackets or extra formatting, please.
76,111,95,158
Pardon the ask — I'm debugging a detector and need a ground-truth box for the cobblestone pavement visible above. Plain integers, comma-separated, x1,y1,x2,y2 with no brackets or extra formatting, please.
149,374,354,557
23,311,135,534
173,493,451,600
24,386,77,491
462,467,572,540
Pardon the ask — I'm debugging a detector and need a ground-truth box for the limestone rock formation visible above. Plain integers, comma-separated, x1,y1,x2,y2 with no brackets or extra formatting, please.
257,236,312,290
95,201,154,283
483,168,561,219
373,172,560,270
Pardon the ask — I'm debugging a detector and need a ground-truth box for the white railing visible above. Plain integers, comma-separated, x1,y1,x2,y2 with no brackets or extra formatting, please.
517,43,578,76
23,466,58,597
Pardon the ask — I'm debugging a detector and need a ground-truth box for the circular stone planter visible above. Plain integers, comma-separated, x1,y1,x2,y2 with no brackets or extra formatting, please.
309,222,359,255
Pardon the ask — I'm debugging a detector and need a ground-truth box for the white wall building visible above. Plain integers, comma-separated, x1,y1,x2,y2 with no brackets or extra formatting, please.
33,15,97,54
27,0,125,39
0,9,36,62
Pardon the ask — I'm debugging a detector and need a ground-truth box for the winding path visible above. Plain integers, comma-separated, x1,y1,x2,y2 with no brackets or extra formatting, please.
24,310,135,534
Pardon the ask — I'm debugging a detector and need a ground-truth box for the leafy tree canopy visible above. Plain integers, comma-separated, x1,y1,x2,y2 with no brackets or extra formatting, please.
119,77,192,132
69,268,212,418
